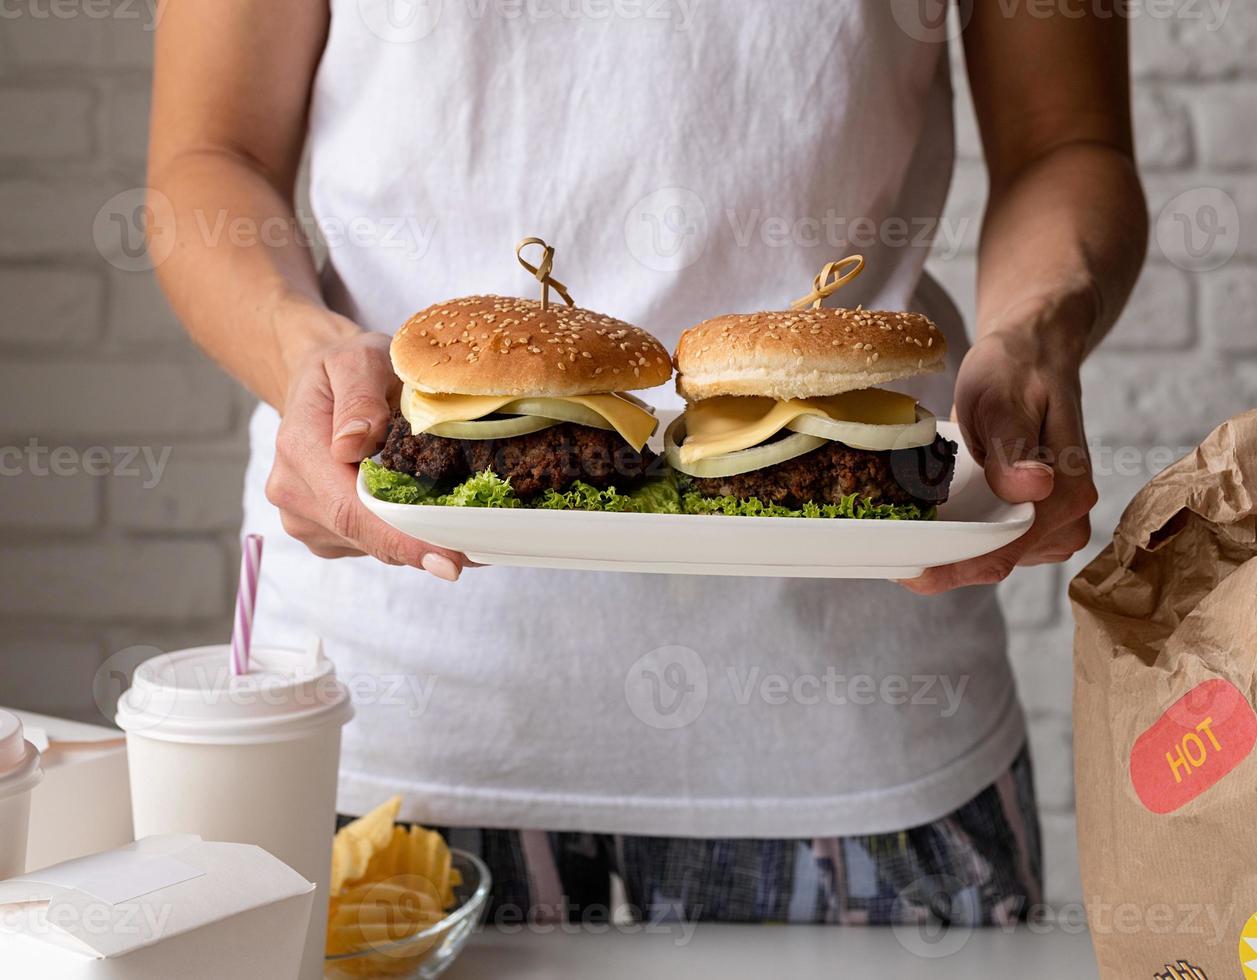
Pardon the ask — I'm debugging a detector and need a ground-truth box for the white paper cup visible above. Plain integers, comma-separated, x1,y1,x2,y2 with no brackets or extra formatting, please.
116,645,354,980
0,710,43,880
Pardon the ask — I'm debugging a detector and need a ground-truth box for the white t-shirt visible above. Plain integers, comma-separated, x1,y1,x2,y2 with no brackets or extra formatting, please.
242,0,1025,837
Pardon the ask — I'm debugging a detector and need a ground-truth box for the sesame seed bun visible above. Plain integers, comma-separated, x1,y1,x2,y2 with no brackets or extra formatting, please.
674,307,946,402
391,295,673,397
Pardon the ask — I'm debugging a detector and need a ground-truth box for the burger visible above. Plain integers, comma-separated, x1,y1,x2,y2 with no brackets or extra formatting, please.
665,305,957,519
362,294,676,510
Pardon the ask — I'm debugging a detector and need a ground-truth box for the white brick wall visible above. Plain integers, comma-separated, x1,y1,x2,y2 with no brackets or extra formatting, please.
0,4,248,726
0,3,1253,908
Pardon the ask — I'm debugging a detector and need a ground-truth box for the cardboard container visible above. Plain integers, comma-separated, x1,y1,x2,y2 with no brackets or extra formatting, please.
0,708,132,871
1071,410,1257,979
0,835,314,979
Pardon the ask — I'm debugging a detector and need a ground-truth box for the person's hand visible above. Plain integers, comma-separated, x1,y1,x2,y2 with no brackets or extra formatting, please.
265,327,470,581
900,323,1098,594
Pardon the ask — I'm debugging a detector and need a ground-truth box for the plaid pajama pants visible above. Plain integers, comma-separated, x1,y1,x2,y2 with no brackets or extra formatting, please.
343,742,1041,927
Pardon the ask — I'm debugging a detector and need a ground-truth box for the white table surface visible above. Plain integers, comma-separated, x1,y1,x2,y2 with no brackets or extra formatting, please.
444,923,1099,979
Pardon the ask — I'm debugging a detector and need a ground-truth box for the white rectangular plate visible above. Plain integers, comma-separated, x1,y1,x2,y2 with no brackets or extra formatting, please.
358,419,1033,578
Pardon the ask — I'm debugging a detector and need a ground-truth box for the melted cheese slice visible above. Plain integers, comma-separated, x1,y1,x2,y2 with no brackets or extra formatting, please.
680,389,918,463
401,387,658,451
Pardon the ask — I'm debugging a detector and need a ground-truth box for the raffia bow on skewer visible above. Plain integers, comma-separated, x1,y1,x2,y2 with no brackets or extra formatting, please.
790,254,866,311
515,237,576,310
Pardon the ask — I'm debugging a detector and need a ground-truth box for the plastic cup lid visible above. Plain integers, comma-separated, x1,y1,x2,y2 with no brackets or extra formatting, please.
115,644,355,744
0,709,41,796
0,710,28,773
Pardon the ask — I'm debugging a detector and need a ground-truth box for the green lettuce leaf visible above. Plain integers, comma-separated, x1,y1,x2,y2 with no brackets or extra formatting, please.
360,458,434,505
536,481,637,512
535,475,683,514
362,460,928,519
680,491,933,521
433,470,522,508
626,475,683,515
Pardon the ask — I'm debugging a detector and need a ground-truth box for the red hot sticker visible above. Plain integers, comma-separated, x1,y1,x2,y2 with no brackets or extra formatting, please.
1130,678,1257,814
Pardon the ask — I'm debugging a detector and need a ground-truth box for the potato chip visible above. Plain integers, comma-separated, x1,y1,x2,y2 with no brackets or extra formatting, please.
331,912,443,946
326,796,465,974
330,796,402,895
338,876,442,913
360,826,406,881
407,826,456,908
331,900,439,930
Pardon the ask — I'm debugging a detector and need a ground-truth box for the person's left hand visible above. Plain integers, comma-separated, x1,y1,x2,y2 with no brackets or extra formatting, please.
899,322,1098,594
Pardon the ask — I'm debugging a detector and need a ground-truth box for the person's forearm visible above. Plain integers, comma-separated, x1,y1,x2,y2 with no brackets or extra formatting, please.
974,141,1147,365
150,151,359,408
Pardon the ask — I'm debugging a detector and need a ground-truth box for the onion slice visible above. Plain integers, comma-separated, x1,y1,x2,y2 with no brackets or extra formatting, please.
500,397,615,432
665,415,827,478
615,391,657,414
426,415,560,440
420,395,656,443
785,405,937,451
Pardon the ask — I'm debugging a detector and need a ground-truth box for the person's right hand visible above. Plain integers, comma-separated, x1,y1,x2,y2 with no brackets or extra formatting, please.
265,328,470,581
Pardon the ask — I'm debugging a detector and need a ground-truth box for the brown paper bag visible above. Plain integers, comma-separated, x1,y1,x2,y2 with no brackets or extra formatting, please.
1070,410,1257,980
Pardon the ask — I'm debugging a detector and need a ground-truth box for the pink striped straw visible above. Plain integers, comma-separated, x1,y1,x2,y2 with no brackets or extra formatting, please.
230,534,264,676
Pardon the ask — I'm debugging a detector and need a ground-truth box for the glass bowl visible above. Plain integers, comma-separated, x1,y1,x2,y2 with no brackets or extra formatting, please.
324,849,491,979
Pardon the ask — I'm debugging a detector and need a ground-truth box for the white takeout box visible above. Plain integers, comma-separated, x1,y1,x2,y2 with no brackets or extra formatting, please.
1,708,133,870
0,835,315,980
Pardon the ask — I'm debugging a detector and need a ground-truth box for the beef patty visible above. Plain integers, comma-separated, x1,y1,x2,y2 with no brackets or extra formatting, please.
380,410,659,498
689,434,958,509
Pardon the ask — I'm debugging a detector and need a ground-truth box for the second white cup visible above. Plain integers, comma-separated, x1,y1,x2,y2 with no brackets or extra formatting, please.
0,710,43,880
116,644,354,980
